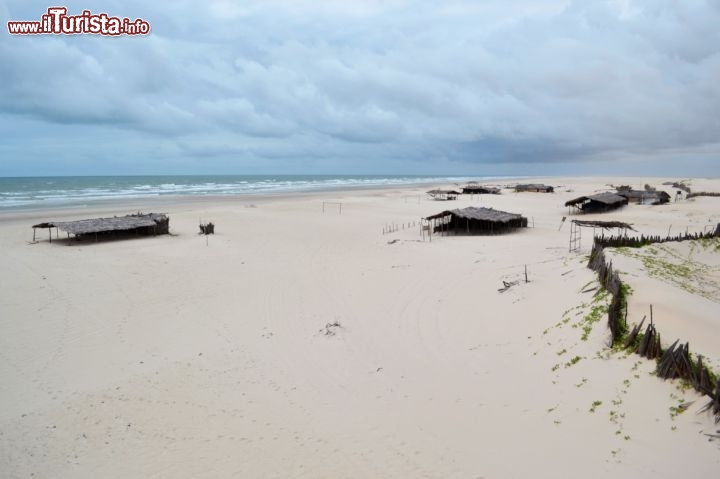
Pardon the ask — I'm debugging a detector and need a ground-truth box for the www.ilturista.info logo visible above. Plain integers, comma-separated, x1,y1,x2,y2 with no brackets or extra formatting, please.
7,7,150,35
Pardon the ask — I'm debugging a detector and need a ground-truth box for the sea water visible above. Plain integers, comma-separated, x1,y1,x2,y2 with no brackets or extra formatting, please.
0,175,510,210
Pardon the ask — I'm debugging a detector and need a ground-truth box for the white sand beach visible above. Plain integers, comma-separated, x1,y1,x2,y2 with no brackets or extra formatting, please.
1,177,719,478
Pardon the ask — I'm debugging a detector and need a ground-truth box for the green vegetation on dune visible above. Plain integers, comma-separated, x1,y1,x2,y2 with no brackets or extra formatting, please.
609,238,720,302
579,288,610,341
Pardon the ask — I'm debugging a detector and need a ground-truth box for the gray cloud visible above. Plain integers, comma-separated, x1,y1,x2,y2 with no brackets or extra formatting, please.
1,0,719,175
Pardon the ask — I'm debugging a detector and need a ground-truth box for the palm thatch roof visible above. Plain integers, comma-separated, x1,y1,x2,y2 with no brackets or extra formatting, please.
565,192,628,207
33,213,168,235
426,189,460,200
426,189,461,195
461,185,501,194
571,219,635,230
426,206,524,222
425,206,527,235
515,184,554,192
614,185,671,204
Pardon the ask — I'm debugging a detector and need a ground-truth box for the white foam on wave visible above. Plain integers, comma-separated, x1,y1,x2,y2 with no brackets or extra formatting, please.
0,176,517,209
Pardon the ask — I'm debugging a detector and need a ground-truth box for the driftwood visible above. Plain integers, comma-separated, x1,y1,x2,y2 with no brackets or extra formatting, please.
319,321,342,336
498,280,519,293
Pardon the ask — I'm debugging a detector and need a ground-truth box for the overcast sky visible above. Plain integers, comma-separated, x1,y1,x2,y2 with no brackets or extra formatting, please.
1,0,719,176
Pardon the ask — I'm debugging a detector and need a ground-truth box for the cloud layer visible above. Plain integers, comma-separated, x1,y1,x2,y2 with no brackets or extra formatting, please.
1,0,719,175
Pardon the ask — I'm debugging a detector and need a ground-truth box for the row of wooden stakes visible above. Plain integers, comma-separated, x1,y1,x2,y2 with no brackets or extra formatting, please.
588,233,720,423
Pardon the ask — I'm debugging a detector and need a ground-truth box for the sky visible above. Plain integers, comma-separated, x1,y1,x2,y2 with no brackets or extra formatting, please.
1,0,719,177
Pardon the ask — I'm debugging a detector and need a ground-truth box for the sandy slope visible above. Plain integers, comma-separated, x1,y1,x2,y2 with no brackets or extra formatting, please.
1,177,718,478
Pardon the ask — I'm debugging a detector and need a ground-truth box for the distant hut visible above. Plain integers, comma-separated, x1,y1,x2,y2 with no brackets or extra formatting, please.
461,185,501,195
564,193,628,214
615,185,670,205
426,189,460,201
425,207,527,235
515,184,554,193
32,213,169,243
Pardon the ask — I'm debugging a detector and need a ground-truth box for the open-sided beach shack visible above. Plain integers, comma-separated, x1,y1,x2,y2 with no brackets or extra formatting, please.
461,184,501,195
32,213,169,242
425,206,527,235
514,183,554,193
564,192,628,214
615,185,670,205
426,189,460,201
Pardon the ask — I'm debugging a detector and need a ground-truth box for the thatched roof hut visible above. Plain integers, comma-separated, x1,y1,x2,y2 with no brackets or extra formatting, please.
426,189,460,200
515,184,554,193
565,193,628,213
614,185,671,205
461,185,501,195
617,190,670,205
425,207,527,235
33,213,169,242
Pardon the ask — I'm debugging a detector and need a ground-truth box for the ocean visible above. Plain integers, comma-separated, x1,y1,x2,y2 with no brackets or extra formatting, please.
0,175,501,210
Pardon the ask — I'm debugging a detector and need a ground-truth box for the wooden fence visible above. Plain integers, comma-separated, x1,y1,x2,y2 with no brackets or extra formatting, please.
586,226,720,422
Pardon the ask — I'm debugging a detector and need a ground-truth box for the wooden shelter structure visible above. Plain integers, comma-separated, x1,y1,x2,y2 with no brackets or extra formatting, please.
32,213,169,243
568,219,634,253
515,184,554,193
425,207,527,236
426,189,460,201
564,192,628,213
615,185,671,205
461,185,501,195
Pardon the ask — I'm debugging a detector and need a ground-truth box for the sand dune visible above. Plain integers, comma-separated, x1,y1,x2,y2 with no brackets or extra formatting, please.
1,177,719,478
